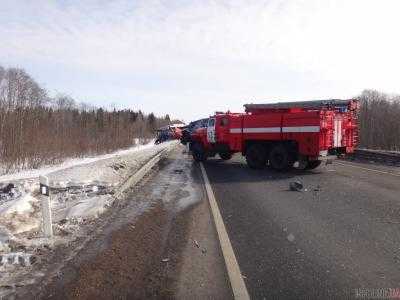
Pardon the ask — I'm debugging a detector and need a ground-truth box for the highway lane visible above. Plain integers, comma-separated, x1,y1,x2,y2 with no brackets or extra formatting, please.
203,156,400,299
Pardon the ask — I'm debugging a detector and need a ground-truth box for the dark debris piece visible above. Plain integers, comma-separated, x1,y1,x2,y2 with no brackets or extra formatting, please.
289,181,303,192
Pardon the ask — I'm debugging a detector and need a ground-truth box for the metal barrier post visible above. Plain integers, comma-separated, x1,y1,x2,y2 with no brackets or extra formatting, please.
39,175,53,238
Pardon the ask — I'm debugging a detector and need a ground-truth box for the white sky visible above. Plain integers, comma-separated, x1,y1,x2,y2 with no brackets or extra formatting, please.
1,0,400,122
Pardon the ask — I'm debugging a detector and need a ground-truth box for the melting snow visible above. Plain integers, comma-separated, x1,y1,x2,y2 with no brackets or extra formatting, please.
65,195,110,219
0,138,154,183
0,140,177,297
0,140,175,249
0,193,37,216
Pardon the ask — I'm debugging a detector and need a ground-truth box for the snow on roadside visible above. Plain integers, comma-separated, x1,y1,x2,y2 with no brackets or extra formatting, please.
0,138,154,183
0,140,179,298
0,140,176,256
0,193,38,216
65,195,111,219
0,140,177,298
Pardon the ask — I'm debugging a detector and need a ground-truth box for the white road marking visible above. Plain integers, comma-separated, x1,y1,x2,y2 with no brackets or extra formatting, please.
200,163,250,300
335,161,400,177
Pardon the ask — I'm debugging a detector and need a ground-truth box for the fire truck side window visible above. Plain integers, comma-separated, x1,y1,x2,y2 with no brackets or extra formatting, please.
220,118,228,126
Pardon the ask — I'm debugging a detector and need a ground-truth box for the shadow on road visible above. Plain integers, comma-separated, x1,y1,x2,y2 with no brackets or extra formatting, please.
193,157,324,184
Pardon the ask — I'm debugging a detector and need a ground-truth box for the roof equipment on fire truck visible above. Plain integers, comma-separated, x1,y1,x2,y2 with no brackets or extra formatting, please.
244,99,358,113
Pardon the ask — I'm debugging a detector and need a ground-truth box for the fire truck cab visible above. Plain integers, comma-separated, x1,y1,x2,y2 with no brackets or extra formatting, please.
190,99,359,170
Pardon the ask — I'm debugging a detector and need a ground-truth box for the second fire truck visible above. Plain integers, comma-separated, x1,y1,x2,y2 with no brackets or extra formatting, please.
189,99,359,170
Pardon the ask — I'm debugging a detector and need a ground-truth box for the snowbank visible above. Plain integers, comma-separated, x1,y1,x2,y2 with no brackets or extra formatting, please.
0,138,155,183
0,139,177,297
65,195,111,219
0,140,176,248
0,193,37,216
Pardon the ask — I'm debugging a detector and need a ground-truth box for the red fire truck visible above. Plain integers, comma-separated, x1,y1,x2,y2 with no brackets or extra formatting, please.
189,99,359,170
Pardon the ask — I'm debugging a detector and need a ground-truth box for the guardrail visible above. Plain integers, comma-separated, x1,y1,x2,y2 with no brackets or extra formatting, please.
38,145,174,240
346,149,400,166
113,148,169,200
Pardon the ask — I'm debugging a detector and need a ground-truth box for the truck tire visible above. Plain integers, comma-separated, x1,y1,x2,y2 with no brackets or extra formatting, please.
305,160,322,170
245,144,267,169
269,144,290,171
191,142,207,162
219,152,232,160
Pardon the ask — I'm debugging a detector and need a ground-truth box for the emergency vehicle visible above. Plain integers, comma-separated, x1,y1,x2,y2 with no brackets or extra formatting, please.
180,118,208,145
189,99,359,170
155,123,184,144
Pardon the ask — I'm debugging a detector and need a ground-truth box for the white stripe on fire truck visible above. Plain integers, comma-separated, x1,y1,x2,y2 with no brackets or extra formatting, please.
229,128,242,133
282,126,320,133
229,127,281,134
229,126,320,134
243,127,281,133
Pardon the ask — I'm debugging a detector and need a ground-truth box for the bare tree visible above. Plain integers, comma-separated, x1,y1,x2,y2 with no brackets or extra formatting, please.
0,65,170,174
357,89,400,151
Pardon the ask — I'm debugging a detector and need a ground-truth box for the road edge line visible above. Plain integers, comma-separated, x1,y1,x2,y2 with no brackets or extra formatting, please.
200,162,250,300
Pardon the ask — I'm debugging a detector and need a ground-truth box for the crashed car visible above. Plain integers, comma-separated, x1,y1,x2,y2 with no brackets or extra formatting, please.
180,118,208,146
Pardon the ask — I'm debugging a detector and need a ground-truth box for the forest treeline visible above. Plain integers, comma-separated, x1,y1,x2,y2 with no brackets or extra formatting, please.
0,65,171,173
358,89,400,151
1,65,399,173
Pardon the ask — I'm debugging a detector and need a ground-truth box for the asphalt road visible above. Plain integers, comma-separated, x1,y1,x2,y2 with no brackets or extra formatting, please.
203,156,400,299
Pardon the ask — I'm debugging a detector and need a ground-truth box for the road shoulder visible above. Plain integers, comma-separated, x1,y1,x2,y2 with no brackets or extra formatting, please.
172,185,233,299
15,146,232,299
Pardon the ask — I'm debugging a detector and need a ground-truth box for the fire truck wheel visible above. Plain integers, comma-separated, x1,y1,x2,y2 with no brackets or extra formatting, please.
269,144,290,171
245,144,267,169
192,143,207,162
219,152,232,160
305,160,322,170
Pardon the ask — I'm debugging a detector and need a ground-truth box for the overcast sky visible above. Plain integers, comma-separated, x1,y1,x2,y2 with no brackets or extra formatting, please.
1,0,399,121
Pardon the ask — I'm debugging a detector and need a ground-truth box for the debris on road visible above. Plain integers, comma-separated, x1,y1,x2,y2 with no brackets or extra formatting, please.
289,181,303,191
287,233,295,242
313,185,321,192
162,258,170,263
193,239,208,254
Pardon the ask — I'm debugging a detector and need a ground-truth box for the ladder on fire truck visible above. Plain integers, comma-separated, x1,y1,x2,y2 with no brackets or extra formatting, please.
244,99,358,112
